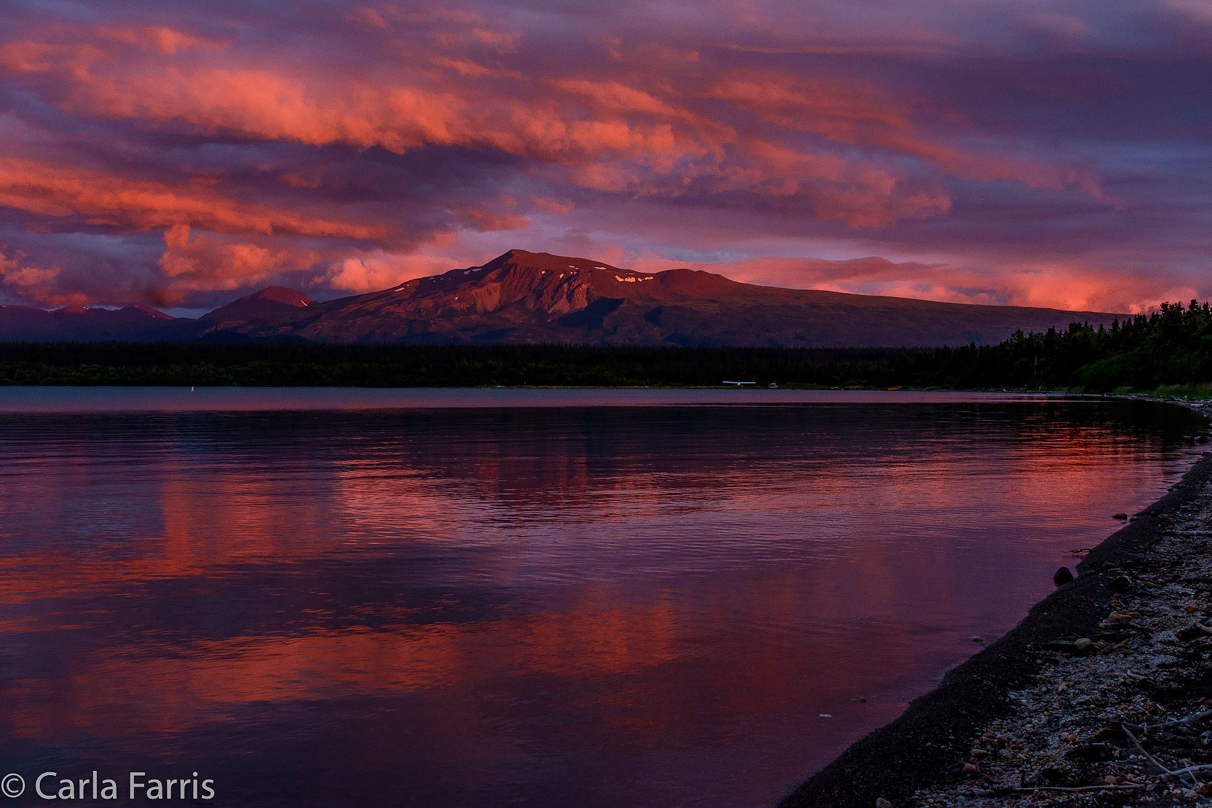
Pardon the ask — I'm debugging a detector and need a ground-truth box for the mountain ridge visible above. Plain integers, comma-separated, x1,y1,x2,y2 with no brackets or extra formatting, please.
0,250,1122,347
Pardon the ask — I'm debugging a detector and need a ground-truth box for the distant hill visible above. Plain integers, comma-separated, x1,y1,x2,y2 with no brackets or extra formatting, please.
0,303,178,342
0,250,1120,347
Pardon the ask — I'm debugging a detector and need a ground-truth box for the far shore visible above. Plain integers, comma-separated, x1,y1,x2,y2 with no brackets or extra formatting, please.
0,385,1085,414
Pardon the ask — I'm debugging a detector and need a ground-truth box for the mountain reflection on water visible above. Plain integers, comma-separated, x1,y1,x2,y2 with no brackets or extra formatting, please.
0,394,1202,807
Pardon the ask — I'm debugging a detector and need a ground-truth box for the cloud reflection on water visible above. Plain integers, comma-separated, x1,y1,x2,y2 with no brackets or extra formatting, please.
0,400,1200,806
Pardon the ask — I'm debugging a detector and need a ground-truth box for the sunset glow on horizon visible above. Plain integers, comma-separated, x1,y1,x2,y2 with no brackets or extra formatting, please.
0,0,1210,314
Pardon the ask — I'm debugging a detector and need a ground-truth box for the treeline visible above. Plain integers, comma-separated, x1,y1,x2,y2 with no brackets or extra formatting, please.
913,301,1212,393
0,301,1208,391
0,342,915,387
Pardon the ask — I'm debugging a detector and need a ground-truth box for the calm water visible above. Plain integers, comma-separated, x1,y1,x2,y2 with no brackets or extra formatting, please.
0,389,1203,807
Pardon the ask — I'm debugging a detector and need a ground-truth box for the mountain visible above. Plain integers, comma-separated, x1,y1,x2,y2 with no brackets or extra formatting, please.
0,303,176,342
0,250,1121,347
200,286,316,326
0,288,313,343
214,250,1120,347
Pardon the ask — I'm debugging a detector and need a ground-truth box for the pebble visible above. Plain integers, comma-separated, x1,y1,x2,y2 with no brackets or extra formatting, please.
1073,637,1093,650
1053,566,1074,586
1042,640,1077,652
875,800,892,808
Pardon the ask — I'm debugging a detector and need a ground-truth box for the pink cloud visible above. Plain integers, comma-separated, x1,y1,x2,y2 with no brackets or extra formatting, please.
0,1,1205,310
0,156,382,239
323,250,462,293
0,249,85,307
0,14,1099,225
153,226,327,304
0,250,59,290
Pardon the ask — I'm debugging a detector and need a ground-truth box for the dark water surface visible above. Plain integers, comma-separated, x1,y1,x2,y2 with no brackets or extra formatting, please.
0,389,1203,807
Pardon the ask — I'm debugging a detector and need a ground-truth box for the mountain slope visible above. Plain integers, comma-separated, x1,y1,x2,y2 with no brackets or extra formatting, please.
227,250,1120,348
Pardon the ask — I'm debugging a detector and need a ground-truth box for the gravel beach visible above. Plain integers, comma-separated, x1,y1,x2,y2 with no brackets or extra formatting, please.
781,400,1212,808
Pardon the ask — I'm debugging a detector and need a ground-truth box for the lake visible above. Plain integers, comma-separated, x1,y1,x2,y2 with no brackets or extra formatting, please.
0,389,1202,807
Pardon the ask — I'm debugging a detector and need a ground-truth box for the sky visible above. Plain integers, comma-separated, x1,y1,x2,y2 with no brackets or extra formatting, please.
0,0,1210,315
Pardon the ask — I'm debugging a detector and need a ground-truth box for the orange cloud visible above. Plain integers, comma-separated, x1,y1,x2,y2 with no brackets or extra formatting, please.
1,264,60,288
0,250,58,287
0,19,1082,224
324,249,459,293
0,249,73,305
153,226,326,303
0,157,382,238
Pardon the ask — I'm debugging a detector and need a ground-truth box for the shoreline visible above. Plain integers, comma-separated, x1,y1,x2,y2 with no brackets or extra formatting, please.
778,398,1212,808
0,386,1065,413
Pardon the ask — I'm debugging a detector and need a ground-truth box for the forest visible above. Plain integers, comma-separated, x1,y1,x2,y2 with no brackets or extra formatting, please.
0,300,1209,393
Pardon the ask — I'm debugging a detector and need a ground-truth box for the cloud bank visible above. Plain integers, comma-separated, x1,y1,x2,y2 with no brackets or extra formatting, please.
0,0,1209,312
